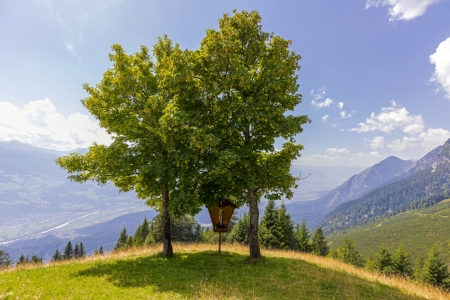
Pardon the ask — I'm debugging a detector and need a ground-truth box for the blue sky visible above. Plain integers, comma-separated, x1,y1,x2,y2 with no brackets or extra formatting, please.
1,0,449,167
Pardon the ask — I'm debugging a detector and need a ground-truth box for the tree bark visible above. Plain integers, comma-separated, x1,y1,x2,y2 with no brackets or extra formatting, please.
162,187,173,257
248,188,262,259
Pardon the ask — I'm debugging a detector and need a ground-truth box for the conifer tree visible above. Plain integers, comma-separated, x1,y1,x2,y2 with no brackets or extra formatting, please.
31,255,42,264
230,213,250,245
329,237,364,267
413,254,425,280
295,219,312,252
141,217,150,242
17,254,30,265
0,250,12,269
115,227,128,251
259,199,278,249
63,241,74,260
79,242,86,258
311,227,329,256
422,245,450,287
99,245,104,255
273,203,295,249
52,249,62,261
133,225,144,246
74,243,80,259
393,245,412,276
126,236,134,248
374,245,394,274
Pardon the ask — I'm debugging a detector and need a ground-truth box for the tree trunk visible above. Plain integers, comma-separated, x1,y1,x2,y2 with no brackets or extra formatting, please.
162,187,173,257
248,188,261,259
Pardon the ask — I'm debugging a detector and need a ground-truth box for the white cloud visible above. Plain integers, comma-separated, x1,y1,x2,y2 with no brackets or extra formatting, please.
350,102,424,134
322,115,329,122
366,136,386,149
387,128,450,152
430,36,450,99
0,99,112,150
338,102,344,109
312,98,333,108
300,151,383,167
327,148,349,154
365,0,443,21
340,111,352,118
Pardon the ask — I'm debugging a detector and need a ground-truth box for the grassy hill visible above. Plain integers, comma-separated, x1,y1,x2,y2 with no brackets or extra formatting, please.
327,199,450,263
1,244,449,299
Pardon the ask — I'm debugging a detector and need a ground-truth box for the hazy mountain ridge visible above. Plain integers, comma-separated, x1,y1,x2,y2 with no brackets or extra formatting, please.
320,137,450,233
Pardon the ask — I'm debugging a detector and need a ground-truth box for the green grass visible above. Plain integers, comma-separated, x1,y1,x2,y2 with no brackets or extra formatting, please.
327,199,450,262
0,245,433,299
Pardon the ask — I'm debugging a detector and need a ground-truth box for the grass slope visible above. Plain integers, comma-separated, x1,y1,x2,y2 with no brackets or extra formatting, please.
327,199,450,262
1,244,449,299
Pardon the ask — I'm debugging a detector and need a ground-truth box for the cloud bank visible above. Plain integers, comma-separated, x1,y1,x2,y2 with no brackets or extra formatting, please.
365,0,443,21
0,99,112,150
430,36,450,99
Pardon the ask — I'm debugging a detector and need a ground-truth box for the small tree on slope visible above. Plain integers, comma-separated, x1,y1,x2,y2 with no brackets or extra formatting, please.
295,219,312,253
393,245,412,277
311,227,328,256
422,245,450,287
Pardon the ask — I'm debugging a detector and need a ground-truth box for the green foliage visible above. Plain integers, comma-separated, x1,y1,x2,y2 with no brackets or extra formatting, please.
52,249,62,262
63,241,74,260
272,203,296,250
133,225,144,246
79,242,86,258
229,213,250,245
374,245,394,274
0,250,12,269
259,199,278,249
294,219,312,253
328,237,364,267
31,255,43,264
74,243,80,259
115,227,128,251
125,236,134,248
413,255,425,280
421,245,450,287
312,227,329,256
393,245,412,277
146,212,204,244
16,254,30,266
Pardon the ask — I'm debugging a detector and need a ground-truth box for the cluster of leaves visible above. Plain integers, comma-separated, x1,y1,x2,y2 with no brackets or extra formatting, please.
330,238,450,288
321,166,450,233
51,241,86,262
228,200,329,256
0,250,13,269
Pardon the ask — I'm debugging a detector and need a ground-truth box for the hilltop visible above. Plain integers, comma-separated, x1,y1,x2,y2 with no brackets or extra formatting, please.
1,243,449,299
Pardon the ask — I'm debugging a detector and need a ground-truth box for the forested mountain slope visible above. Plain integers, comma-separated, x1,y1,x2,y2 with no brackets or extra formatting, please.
320,138,450,233
287,156,413,227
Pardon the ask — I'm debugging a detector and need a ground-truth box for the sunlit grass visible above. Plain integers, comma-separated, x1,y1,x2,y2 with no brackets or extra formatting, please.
1,243,449,299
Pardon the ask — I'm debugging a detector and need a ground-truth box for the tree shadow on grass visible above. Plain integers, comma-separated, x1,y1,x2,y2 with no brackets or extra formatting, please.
75,250,426,300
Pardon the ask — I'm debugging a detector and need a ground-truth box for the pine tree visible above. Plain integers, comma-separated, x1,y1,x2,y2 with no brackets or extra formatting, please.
329,237,364,267
74,243,80,259
413,254,425,280
115,227,128,251
230,212,250,245
259,199,278,249
126,235,134,247
63,241,74,260
295,219,312,252
141,217,150,242
133,225,144,246
99,245,104,255
311,227,329,256
422,245,450,287
79,242,86,258
393,245,412,276
31,255,42,264
52,249,62,261
0,250,12,269
17,254,30,265
374,245,394,274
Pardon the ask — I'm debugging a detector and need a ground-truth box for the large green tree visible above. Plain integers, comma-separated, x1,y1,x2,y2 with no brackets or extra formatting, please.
158,10,309,259
56,44,201,257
